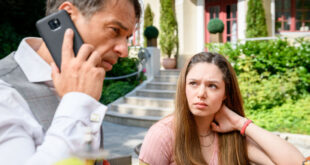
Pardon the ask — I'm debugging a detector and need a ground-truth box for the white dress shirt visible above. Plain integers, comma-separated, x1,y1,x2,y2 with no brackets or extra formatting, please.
0,38,107,165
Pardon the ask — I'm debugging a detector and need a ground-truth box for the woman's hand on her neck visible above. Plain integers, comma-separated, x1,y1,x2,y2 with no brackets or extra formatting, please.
211,105,247,133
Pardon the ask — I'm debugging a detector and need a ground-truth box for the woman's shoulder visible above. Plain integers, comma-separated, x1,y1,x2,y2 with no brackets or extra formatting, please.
139,115,175,164
149,115,174,134
141,115,175,149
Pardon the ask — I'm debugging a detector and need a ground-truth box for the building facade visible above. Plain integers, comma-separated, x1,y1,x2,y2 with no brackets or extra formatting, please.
141,0,310,68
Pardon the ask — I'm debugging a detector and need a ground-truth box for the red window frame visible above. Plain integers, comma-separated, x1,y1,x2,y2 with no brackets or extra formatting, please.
276,0,310,32
205,0,238,43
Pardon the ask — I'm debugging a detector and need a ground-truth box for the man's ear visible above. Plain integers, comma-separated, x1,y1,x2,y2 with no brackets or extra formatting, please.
58,2,79,21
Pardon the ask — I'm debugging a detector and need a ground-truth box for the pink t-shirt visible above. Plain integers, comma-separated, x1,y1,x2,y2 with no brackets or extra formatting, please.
139,116,219,165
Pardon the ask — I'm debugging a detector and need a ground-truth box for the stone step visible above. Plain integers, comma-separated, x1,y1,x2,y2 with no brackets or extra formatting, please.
135,89,175,98
105,71,179,128
153,75,179,83
159,69,180,76
109,103,173,117
145,82,177,90
124,96,174,108
104,111,163,128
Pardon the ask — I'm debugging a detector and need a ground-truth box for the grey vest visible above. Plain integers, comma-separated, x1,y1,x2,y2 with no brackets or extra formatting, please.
0,52,59,132
0,52,104,149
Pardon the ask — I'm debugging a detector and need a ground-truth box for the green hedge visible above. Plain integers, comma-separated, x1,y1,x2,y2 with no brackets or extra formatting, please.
207,39,310,134
207,39,310,92
247,95,310,134
100,81,137,105
0,0,45,59
238,59,302,111
100,57,146,105
0,23,23,59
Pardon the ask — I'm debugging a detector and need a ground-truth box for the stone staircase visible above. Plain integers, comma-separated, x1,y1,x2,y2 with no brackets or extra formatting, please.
104,69,180,128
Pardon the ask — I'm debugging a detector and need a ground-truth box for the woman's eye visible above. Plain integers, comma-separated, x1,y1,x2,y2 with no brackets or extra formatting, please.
189,82,197,86
209,84,217,89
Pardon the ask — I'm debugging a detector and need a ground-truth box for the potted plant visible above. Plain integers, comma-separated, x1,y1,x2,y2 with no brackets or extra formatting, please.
144,25,159,47
160,0,178,69
207,18,224,43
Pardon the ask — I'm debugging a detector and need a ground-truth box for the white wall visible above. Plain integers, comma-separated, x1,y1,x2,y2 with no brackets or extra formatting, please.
238,0,247,40
196,0,205,53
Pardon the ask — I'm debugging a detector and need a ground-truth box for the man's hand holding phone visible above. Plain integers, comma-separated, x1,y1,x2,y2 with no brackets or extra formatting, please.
51,29,105,100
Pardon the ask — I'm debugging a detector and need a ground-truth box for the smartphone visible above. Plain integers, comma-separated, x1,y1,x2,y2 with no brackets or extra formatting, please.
36,10,83,69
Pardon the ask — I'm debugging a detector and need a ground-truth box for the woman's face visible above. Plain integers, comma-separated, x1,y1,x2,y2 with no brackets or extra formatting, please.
185,62,226,117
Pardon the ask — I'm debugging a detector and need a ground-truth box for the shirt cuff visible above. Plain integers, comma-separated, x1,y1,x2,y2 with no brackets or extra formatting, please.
55,92,107,118
54,92,107,131
46,92,106,152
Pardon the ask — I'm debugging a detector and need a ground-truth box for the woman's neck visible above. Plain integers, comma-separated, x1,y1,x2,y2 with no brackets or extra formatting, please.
194,114,215,135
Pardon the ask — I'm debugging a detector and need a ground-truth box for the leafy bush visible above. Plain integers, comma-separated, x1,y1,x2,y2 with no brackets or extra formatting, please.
207,39,310,91
207,18,224,34
143,4,154,47
0,0,44,36
100,57,146,104
144,26,159,40
104,57,140,85
246,95,310,134
238,61,301,110
246,0,268,37
207,39,310,134
0,23,23,59
159,0,178,58
100,81,136,105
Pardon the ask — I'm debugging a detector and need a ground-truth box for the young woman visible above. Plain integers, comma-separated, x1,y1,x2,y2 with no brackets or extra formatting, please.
139,52,304,165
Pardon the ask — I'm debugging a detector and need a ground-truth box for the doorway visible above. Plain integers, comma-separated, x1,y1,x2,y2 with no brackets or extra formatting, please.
205,0,238,43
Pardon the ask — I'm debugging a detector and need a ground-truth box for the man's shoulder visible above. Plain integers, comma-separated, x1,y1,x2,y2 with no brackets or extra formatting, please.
0,79,12,87
0,52,18,77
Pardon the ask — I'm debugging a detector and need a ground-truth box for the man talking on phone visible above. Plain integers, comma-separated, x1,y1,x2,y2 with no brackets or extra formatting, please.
0,0,141,164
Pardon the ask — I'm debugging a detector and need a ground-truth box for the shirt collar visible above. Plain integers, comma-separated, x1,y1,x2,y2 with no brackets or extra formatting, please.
14,37,52,83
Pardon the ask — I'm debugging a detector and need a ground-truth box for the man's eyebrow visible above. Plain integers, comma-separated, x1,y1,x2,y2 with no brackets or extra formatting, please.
111,20,129,31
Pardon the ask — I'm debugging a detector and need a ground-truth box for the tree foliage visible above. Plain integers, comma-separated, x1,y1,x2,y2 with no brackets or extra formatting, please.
143,4,154,47
144,4,154,30
0,0,45,59
159,0,178,58
246,0,268,38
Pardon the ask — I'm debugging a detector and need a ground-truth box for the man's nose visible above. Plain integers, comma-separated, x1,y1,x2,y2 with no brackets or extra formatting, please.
114,38,128,58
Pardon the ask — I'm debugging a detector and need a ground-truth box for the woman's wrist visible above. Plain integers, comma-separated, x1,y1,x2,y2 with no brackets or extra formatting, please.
240,119,252,136
235,117,248,131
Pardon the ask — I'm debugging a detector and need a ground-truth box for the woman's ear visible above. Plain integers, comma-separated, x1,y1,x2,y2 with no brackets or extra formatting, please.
223,95,226,101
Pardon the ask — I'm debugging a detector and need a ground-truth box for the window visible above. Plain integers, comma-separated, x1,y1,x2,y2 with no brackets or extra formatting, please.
276,0,310,32
296,0,310,31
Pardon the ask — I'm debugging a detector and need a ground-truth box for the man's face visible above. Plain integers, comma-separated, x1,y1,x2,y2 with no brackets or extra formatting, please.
72,0,136,71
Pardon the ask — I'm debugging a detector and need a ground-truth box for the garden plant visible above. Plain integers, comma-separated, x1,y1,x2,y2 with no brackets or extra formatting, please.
207,39,310,134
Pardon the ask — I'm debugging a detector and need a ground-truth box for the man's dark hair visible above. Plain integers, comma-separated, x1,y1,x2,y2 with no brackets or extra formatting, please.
45,0,141,20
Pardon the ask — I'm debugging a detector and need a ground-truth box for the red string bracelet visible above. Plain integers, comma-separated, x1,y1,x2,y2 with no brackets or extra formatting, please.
240,119,252,136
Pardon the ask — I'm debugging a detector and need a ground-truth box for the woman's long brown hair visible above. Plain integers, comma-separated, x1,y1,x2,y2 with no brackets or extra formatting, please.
174,52,250,165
